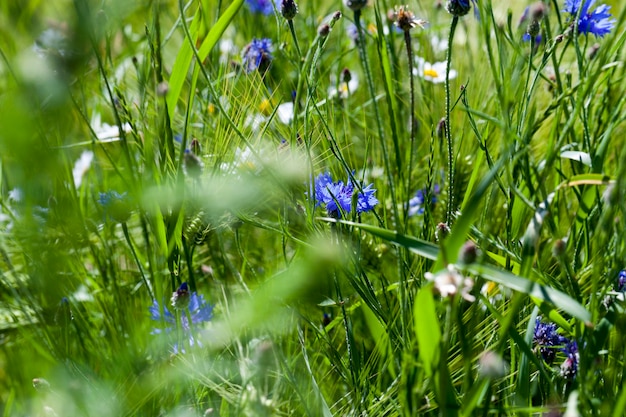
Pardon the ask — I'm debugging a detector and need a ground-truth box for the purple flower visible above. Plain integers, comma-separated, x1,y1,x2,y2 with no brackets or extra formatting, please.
356,183,379,213
523,33,542,45
346,23,360,45
312,172,378,218
408,185,440,216
246,0,281,15
563,0,615,37
98,190,131,223
446,0,478,18
149,282,213,353
242,38,273,73
533,317,568,365
560,340,579,379
617,270,626,292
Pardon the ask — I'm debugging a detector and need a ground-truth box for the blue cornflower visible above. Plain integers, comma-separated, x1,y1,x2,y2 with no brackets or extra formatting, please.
523,33,542,45
98,190,126,207
313,172,378,218
616,270,626,292
246,0,280,15
533,317,568,365
98,190,131,223
356,183,379,213
314,173,353,218
242,38,273,73
149,282,213,354
446,0,477,18
560,340,579,379
346,23,360,45
408,184,440,216
563,0,615,37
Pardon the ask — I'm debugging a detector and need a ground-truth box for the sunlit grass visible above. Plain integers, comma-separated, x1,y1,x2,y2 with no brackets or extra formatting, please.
1,0,626,415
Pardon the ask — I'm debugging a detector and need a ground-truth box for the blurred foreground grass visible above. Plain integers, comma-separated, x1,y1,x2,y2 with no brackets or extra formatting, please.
1,0,626,415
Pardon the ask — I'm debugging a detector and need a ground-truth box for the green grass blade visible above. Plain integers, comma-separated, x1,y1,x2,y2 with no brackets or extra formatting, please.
166,0,244,121
335,219,590,322
468,264,591,323
333,220,439,261
414,284,441,378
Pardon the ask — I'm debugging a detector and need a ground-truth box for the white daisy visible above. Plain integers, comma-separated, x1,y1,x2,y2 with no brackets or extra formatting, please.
91,113,132,142
72,150,94,188
413,57,457,84
328,73,359,99
425,264,475,302
276,102,294,125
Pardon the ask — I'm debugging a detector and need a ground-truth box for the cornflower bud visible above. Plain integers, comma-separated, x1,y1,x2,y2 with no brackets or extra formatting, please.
436,117,447,140
344,0,368,12
184,150,203,178
436,222,450,242
341,68,352,84
171,282,191,310
318,24,330,38
458,240,479,265
281,0,298,20
446,0,472,17
190,138,201,156
157,81,169,96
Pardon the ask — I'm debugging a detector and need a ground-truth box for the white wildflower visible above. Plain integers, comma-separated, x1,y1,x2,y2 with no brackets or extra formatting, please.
413,57,457,84
72,150,94,188
425,264,475,301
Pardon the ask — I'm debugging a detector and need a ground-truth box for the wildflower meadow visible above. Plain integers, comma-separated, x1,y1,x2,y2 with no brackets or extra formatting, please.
1,0,626,415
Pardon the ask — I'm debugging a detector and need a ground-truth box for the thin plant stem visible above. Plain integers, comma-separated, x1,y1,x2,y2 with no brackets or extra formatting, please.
287,20,302,58
354,10,399,230
445,16,459,225
403,28,416,230
122,222,155,302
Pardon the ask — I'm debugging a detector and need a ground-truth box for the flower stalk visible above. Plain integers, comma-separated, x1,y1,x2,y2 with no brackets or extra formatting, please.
445,16,458,225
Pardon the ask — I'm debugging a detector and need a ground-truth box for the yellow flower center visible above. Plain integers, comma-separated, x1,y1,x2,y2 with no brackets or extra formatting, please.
484,281,497,295
424,68,439,78
207,103,216,115
259,99,273,115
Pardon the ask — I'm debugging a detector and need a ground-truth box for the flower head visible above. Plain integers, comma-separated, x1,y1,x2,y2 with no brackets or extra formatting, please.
533,317,568,364
344,0,368,12
72,150,94,189
171,282,191,310
425,264,475,301
242,38,273,73
393,5,428,32
312,172,378,218
329,69,359,99
356,183,379,213
246,0,281,15
98,191,131,223
564,0,615,37
523,33,543,45
408,184,440,216
150,283,213,353
281,0,298,19
414,57,456,84
346,23,361,45
560,340,579,379
446,0,476,17
616,270,626,292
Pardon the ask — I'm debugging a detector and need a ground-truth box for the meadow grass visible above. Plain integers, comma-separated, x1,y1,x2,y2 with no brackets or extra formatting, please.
1,0,626,415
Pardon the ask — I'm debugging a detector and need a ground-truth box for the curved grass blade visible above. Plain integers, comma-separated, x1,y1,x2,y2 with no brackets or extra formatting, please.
335,220,591,323
167,0,244,121
467,263,591,323
329,220,439,261
414,284,441,378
